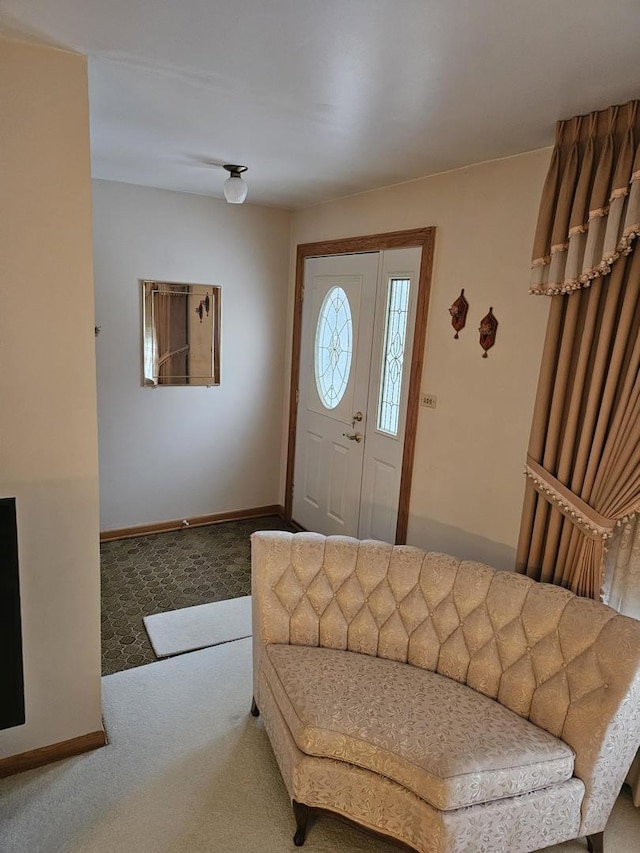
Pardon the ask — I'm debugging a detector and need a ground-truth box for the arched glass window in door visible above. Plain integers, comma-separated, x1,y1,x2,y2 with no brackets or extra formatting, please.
315,286,353,409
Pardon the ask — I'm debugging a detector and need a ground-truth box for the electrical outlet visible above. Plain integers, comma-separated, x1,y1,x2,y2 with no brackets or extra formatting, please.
420,393,437,409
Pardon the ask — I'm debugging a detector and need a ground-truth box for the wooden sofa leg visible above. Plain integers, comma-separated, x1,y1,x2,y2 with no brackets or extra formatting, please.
250,697,260,717
293,800,310,846
587,832,604,853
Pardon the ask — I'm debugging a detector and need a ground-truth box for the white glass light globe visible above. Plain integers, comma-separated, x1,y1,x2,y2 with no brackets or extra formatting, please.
223,175,248,204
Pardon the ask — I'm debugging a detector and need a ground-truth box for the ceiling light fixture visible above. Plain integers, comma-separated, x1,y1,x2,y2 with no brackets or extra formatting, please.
223,164,248,204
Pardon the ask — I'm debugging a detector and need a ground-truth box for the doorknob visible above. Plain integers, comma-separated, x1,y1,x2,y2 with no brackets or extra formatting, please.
342,431,363,443
352,411,363,424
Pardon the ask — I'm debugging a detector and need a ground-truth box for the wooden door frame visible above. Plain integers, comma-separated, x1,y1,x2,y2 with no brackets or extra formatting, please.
284,227,436,544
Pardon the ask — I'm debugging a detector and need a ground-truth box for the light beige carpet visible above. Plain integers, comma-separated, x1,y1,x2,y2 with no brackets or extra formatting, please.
143,595,252,658
0,638,638,853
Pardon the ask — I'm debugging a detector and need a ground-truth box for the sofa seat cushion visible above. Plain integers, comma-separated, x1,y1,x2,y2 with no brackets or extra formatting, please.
263,644,575,811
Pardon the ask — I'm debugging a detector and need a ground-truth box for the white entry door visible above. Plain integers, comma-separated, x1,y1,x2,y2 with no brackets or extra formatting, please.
293,247,421,541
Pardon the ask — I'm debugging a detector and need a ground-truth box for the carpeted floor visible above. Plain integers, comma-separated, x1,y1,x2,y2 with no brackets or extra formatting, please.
100,515,297,675
1,638,638,853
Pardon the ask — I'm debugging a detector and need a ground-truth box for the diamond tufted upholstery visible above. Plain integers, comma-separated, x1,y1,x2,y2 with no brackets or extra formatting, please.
252,531,640,850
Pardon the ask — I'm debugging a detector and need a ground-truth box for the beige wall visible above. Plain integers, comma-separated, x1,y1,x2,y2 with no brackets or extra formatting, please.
290,150,552,567
0,39,102,755
93,180,292,530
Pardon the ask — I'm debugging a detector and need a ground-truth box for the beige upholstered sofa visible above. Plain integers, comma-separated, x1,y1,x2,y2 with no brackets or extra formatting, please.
250,531,640,853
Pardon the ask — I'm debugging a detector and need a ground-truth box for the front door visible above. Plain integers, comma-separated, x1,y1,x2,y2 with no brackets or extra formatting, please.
292,247,421,540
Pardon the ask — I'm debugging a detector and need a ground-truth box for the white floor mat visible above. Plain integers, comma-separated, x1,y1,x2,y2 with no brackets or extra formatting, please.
143,595,251,657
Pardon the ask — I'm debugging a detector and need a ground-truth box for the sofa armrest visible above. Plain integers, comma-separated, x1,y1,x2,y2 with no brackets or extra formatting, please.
565,618,640,835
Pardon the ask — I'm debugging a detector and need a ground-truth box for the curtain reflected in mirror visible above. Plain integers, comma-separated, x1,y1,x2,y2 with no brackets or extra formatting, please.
142,281,221,386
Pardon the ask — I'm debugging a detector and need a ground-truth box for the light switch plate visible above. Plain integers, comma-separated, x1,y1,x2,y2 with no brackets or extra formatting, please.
420,393,437,408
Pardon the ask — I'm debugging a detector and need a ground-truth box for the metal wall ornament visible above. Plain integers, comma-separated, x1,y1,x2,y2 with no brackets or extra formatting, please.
448,288,469,338
479,307,498,358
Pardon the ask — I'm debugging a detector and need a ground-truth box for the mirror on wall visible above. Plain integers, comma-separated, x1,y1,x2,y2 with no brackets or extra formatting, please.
142,280,221,386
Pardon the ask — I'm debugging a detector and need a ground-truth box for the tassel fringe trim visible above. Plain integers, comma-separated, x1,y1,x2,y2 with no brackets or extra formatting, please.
530,225,640,295
524,464,616,540
530,170,640,295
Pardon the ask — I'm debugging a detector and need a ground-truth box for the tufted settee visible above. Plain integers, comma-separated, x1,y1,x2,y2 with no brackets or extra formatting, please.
250,531,640,853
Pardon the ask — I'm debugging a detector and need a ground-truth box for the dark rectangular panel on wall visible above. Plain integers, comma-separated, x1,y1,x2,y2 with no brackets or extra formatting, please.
0,498,25,731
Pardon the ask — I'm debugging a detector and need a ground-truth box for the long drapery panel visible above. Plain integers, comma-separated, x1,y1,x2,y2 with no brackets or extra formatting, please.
155,284,189,385
518,101,640,599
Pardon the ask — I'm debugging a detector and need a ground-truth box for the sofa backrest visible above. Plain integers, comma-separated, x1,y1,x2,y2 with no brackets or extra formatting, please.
251,531,640,835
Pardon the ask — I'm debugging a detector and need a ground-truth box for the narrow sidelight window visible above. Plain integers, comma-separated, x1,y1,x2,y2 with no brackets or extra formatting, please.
377,277,410,436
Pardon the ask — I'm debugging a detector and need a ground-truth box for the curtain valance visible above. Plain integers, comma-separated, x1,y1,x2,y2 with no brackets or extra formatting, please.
531,101,640,295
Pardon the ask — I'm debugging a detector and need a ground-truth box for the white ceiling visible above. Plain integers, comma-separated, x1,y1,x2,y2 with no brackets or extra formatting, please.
2,0,640,208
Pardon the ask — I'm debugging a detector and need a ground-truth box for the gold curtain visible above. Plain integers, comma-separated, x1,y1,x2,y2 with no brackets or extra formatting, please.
154,285,189,385
517,101,640,599
154,285,172,383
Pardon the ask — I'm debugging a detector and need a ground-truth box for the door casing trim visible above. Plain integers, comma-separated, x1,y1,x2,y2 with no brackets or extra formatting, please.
285,227,436,543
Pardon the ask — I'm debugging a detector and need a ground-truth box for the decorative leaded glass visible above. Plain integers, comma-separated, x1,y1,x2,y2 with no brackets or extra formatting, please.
377,278,410,435
315,286,353,409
